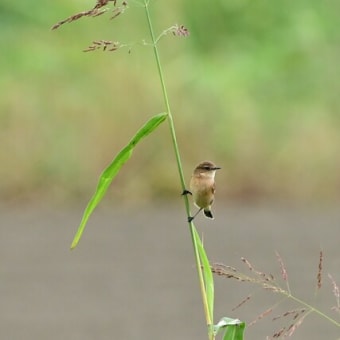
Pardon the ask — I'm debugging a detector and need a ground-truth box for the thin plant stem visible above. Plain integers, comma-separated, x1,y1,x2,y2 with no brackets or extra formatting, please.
143,1,186,196
285,292,340,328
143,1,213,338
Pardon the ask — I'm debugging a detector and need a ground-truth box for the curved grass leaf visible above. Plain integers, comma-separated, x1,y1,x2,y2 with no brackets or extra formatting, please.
193,226,214,324
214,317,245,340
71,112,167,249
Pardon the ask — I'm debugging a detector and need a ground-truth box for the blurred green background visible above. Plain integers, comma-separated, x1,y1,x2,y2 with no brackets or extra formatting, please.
1,0,340,205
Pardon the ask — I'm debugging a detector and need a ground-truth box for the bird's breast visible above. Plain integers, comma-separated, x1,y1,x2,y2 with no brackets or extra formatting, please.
189,176,215,208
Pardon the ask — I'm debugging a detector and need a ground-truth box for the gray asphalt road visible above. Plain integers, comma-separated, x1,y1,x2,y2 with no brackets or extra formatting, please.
1,201,339,339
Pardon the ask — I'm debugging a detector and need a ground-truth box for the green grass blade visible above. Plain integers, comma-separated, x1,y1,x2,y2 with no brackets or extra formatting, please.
70,112,167,249
214,317,246,340
193,226,214,324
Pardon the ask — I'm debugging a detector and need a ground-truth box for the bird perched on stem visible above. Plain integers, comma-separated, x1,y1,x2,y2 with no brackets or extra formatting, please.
182,161,221,222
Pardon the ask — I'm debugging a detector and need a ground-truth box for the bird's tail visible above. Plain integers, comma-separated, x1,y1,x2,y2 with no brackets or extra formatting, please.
203,209,214,219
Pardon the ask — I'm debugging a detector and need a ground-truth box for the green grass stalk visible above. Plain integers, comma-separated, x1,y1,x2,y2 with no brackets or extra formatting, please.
143,1,214,338
287,293,340,328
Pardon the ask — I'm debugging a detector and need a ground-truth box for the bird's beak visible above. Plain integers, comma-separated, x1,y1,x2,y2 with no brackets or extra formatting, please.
214,166,221,170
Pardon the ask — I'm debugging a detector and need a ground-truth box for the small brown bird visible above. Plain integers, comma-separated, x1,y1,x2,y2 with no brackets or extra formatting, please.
183,161,221,222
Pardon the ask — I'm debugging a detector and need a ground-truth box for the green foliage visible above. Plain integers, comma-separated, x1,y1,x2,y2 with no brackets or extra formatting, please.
71,112,167,249
194,226,214,323
214,317,246,340
193,225,247,340
1,0,340,202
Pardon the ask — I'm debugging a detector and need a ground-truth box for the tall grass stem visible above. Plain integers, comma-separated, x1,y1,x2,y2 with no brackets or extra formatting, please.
143,2,213,338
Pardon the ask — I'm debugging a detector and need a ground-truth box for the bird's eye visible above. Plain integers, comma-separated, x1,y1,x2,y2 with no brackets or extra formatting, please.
204,166,210,170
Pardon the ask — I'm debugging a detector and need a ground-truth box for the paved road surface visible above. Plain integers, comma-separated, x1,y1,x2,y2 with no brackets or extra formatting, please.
1,201,339,339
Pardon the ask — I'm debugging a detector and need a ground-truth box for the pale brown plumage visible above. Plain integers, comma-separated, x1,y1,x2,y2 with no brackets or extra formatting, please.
186,161,221,222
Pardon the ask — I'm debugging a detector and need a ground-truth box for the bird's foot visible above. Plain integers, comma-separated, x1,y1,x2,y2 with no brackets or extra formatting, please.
182,189,192,196
187,216,194,223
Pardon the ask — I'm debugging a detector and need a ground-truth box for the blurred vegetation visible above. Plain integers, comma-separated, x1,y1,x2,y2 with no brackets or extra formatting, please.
0,0,339,205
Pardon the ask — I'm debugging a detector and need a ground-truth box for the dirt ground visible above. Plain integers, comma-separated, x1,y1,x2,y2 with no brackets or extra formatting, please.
1,201,339,339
